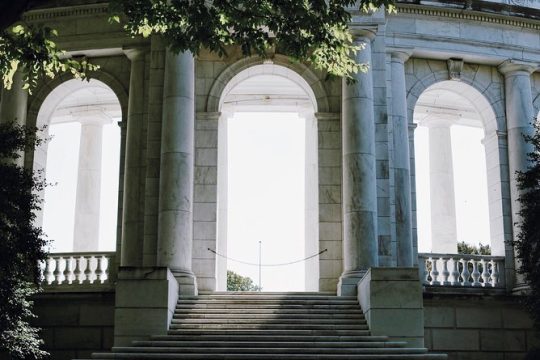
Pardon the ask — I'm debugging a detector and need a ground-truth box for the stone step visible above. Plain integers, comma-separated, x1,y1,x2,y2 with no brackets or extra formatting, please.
197,291,338,296
168,323,369,330
149,334,391,342
109,347,429,355
166,329,373,336
175,304,361,310
170,317,367,324
87,353,448,359
173,314,365,320
188,295,357,301
174,308,365,315
132,341,408,348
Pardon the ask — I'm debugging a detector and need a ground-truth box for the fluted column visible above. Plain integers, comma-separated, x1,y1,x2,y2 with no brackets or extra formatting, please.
120,47,148,266
498,60,537,290
424,117,458,254
339,29,378,295
0,71,28,166
390,49,414,266
157,50,197,295
73,112,112,252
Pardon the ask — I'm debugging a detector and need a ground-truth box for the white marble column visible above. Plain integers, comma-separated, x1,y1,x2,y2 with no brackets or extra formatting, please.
73,112,111,252
339,29,378,295
498,60,537,290
0,71,28,166
120,47,147,266
390,49,414,266
424,118,458,254
157,50,197,295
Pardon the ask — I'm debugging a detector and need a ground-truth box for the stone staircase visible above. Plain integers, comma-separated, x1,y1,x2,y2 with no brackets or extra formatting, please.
86,292,447,359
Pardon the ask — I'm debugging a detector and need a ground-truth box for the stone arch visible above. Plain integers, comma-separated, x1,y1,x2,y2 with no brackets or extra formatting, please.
206,55,329,113
408,72,511,257
30,73,125,253
27,70,128,130
407,71,504,134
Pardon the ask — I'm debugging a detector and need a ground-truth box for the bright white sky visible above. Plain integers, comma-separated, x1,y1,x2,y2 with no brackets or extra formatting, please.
226,112,306,291
42,108,490,290
42,121,120,253
415,125,490,252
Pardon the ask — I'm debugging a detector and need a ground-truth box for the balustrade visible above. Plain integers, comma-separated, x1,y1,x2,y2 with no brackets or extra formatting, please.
418,253,505,288
41,252,116,287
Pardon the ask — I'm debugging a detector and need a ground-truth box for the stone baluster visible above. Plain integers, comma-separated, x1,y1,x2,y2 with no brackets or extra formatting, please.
53,257,62,285
451,258,460,286
461,258,471,286
389,48,414,267
498,60,538,290
95,256,104,283
43,258,52,285
83,255,92,284
441,257,450,285
73,257,83,284
481,259,491,287
471,259,481,286
422,258,430,285
430,257,440,285
157,50,197,295
121,47,148,267
491,260,500,287
62,257,72,285
339,28,379,295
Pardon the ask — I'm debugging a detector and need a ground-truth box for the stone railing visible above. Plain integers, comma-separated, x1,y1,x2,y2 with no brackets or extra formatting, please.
418,253,505,288
41,252,117,288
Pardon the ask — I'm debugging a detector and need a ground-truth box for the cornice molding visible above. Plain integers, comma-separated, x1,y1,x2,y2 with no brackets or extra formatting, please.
395,3,540,30
22,3,109,23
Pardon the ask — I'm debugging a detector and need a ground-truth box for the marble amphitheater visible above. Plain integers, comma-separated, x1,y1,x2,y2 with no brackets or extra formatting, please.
2,0,540,358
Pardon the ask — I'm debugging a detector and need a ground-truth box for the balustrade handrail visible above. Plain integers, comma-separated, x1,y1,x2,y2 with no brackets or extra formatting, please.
47,251,116,257
41,251,117,289
418,252,506,289
419,252,505,261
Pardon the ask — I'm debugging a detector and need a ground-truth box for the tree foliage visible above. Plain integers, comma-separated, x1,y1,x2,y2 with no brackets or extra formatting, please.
227,270,261,292
0,123,48,359
457,241,491,255
110,0,394,81
0,0,396,91
0,24,98,93
515,122,540,327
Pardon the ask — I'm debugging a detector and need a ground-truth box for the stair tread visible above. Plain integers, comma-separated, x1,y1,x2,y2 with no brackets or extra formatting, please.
83,293,446,360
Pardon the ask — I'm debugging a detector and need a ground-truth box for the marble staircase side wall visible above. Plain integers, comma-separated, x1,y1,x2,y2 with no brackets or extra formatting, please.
21,292,115,360
358,267,425,348
424,293,540,359
113,267,179,347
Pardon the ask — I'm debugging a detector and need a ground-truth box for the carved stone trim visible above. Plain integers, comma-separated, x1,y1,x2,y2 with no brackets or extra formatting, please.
395,4,540,30
22,4,109,22
447,58,464,81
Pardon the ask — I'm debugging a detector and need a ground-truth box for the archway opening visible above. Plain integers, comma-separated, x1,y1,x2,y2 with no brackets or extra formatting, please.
216,65,319,291
35,79,122,253
413,81,501,255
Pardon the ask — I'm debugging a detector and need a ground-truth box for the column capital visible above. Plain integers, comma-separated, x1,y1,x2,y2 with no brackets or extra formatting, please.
387,47,413,63
419,117,456,129
498,59,538,76
123,46,150,61
349,26,377,42
72,109,113,126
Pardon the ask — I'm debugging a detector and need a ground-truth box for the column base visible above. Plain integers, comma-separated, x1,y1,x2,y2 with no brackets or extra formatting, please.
358,267,424,348
337,270,367,296
114,267,179,346
171,268,198,297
